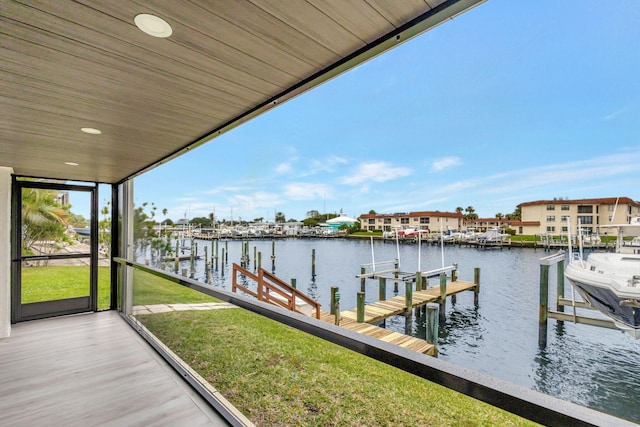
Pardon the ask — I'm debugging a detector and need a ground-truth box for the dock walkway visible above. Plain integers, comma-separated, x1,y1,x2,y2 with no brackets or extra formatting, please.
340,280,478,324
315,279,478,356
318,310,436,355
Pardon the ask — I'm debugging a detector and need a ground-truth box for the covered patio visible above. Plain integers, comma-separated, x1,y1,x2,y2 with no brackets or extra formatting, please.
0,1,628,425
0,311,237,425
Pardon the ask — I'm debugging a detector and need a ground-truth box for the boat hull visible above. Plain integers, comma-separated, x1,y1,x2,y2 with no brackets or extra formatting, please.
566,277,640,330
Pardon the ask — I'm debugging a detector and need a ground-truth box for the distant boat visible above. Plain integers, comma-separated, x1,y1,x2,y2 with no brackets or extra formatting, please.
564,217,640,337
73,227,91,236
477,228,510,244
397,228,416,238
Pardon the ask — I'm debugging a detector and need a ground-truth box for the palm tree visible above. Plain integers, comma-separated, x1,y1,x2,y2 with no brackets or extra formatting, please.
464,206,478,219
21,187,70,255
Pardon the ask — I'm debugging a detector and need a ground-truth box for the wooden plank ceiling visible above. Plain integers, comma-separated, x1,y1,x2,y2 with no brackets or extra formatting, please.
0,0,484,184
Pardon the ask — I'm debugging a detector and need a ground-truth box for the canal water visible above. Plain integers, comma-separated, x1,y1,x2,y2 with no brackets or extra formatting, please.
166,237,640,423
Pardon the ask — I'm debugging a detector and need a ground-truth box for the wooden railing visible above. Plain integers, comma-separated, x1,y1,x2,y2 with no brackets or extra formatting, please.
231,263,321,319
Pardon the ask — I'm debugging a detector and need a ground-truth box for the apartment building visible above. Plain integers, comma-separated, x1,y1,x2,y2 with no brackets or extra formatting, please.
518,197,640,236
359,211,463,232
463,217,518,231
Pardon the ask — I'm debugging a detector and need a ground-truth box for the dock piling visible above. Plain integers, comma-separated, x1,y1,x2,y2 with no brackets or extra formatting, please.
357,291,365,322
311,248,316,277
205,247,210,282
539,263,549,347
379,277,386,301
394,261,399,293
405,281,413,312
215,240,219,271
174,240,179,272
189,243,195,278
330,286,338,315
473,267,480,305
451,268,458,304
556,258,565,312
361,267,366,292
425,303,440,353
221,248,225,276
291,278,297,289
271,240,276,271
405,309,412,335
439,273,447,322
334,288,341,326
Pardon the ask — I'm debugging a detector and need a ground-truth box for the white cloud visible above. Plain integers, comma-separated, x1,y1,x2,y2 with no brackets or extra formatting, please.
430,156,461,172
204,185,245,195
229,192,282,209
603,106,632,120
284,183,331,200
300,155,348,176
275,162,293,174
341,161,411,185
430,149,640,202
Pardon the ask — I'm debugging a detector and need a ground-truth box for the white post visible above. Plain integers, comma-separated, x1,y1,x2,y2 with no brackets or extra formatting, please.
121,179,135,316
440,218,445,268
0,167,13,337
418,228,422,272
370,236,376,273
395,228,401,271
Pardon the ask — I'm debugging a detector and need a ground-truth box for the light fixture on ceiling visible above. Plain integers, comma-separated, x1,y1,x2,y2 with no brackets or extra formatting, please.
134,14,173,38
81,127,101,134
65,162,79,166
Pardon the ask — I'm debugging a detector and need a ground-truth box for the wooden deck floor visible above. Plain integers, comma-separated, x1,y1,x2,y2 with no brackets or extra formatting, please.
0,311,236,426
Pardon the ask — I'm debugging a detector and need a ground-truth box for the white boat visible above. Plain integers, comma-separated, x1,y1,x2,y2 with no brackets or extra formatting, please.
477,228,510,244
397,227,417,238
564,217,640,337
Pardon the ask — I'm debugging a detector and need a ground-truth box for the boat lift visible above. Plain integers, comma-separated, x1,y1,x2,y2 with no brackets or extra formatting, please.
538,251,616,347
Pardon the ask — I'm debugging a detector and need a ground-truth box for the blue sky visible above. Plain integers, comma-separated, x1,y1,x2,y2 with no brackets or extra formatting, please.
133,0,639,224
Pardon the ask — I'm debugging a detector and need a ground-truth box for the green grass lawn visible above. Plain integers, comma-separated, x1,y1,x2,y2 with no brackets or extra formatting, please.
21,265,111,309
351,230,383,236
21,265,220,310
138,309,538,427
132,269,220,305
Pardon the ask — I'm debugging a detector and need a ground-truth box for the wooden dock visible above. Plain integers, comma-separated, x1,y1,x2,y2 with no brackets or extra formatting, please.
315,276,479,356
318,310,436,355
340,280,478,324
232,262,479,357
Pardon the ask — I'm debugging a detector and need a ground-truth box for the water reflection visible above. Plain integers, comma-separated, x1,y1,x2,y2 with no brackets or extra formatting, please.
534,324,640,422
306,276,318,301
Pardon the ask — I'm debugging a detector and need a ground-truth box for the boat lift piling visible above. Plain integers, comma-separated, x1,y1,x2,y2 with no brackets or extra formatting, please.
353,261,477,328
538,251,617,348
271,240,276,272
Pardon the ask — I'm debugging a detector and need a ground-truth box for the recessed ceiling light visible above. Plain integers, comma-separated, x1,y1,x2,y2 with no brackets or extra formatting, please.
135,14,172,38
81,127,101,134
65,162,79,166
